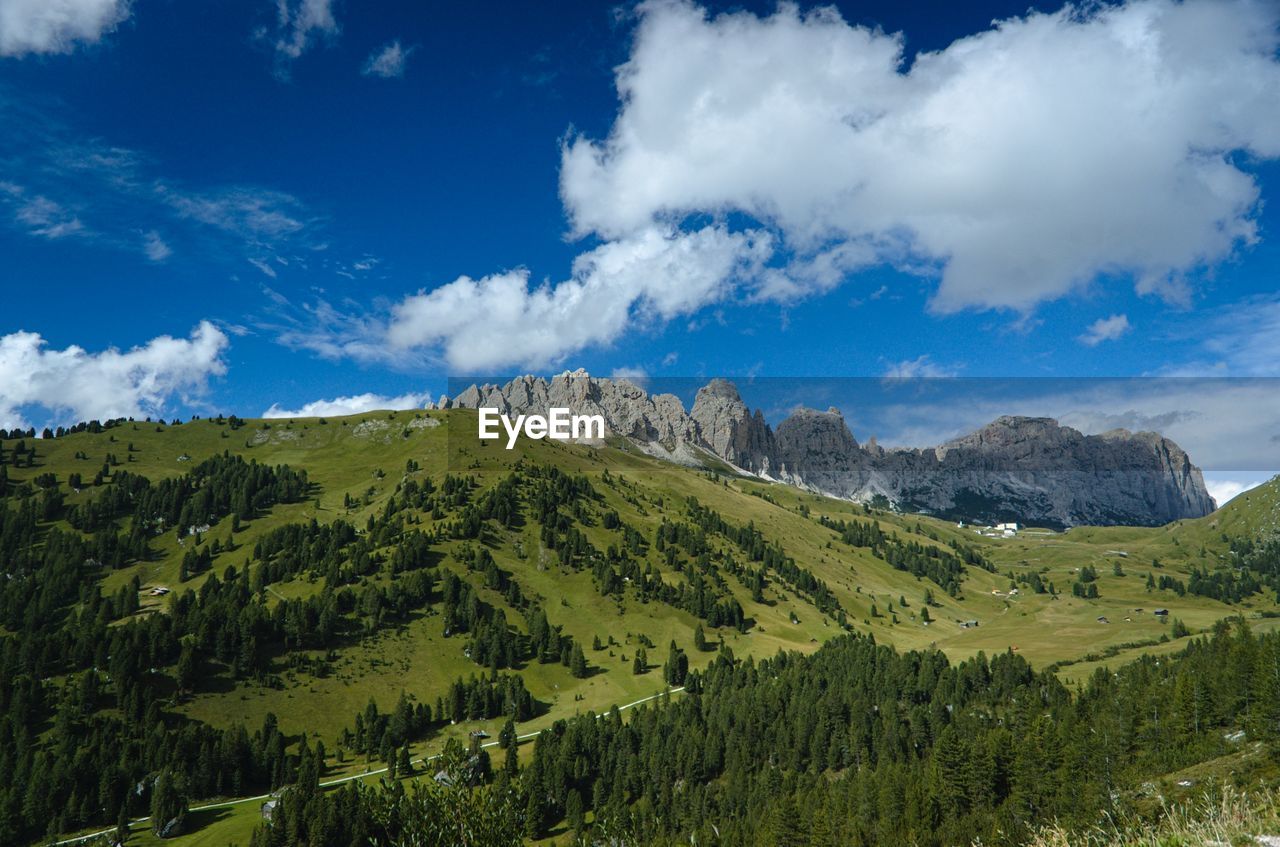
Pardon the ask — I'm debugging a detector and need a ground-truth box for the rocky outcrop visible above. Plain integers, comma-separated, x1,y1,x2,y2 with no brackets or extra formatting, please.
690,379,776,474
446,372,1215,528
450,370,700,457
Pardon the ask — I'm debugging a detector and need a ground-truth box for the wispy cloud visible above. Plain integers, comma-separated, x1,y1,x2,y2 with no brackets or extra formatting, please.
881,355,959,379
142,229,171,262
159,183,313,249
1162,293,1280,377
362,40,413,78
0,96,329,269
265,0,338,76
248,257,278,278
4,187,85,239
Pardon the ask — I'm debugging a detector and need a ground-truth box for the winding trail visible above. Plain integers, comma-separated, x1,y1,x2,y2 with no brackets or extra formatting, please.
52,685,687,846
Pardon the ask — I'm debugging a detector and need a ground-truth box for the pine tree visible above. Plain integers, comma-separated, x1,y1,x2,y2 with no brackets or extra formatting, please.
504,740,518,777
175,644,197,693
663,641,688,686
569,643,589,679
499,717,516,749
149,769,187,837
765,794,808,847
566,789,585,834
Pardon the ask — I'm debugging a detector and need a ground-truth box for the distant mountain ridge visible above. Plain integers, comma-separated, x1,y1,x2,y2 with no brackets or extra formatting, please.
439,371,1215,528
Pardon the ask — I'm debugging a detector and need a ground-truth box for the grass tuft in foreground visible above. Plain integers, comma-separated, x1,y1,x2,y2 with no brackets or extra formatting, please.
1021,786,1280,847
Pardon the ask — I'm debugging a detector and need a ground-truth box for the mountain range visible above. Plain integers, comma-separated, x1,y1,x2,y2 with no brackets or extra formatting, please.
441,371,1214,528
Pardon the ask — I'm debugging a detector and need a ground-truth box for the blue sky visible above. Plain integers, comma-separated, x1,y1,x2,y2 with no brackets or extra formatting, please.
2,0,1280,496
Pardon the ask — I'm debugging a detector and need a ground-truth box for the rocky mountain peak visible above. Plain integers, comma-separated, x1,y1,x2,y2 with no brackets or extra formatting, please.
446,374,1215,528
697,377,743,402
691,379,773,473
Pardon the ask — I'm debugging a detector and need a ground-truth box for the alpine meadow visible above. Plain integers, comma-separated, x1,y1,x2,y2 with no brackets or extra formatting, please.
4,0,1280,845
4,398,1280,846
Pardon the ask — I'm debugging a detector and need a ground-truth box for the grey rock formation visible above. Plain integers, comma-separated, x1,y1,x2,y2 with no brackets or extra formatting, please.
690,379,776,473
451,371,699,452
449,373,1214,528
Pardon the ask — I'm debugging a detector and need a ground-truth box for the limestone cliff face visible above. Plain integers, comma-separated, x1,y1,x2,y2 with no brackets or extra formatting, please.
447,373,1215,528
690,379,776,474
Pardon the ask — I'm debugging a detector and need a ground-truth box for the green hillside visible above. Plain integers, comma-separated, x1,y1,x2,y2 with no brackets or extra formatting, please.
1,410,1277,846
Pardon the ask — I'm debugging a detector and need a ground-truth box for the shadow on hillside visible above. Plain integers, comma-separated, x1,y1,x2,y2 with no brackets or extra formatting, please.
180,805,235,836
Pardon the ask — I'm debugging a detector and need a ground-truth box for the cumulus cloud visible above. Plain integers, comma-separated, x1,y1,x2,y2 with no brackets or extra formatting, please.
1079,314,1132,346
562,0,1280,313
0,0,130,57
0,321,229,430
285,225,771,371
363,40,413,78
263,390,432,419
385,226,770,371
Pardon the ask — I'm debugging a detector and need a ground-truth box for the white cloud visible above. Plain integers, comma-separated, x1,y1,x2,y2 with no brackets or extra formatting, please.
1079,313,1131,346
143,229,171,262
0,0,130,57
248,257,278,278
0,103,328,268
610,366,648,384
271,0,338,64
262,390,432,419
1173,295,1280,377
0,321,228,430
0,183,85,239
562,0,1280,314
160,185,309,246
1203,475,1267,508
15,194,83,238
384,225,771,371
286,225,772,371
363,40,413,78
882,355,957,379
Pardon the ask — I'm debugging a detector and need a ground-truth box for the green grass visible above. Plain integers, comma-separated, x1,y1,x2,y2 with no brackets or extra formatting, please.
1024,784,1280,847
10,412,1280,847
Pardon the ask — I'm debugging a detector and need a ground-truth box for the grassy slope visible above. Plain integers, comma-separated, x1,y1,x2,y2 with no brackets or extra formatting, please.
10,412,1280,845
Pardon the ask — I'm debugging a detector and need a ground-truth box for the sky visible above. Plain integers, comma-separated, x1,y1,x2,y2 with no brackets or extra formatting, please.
1,0,1279,502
